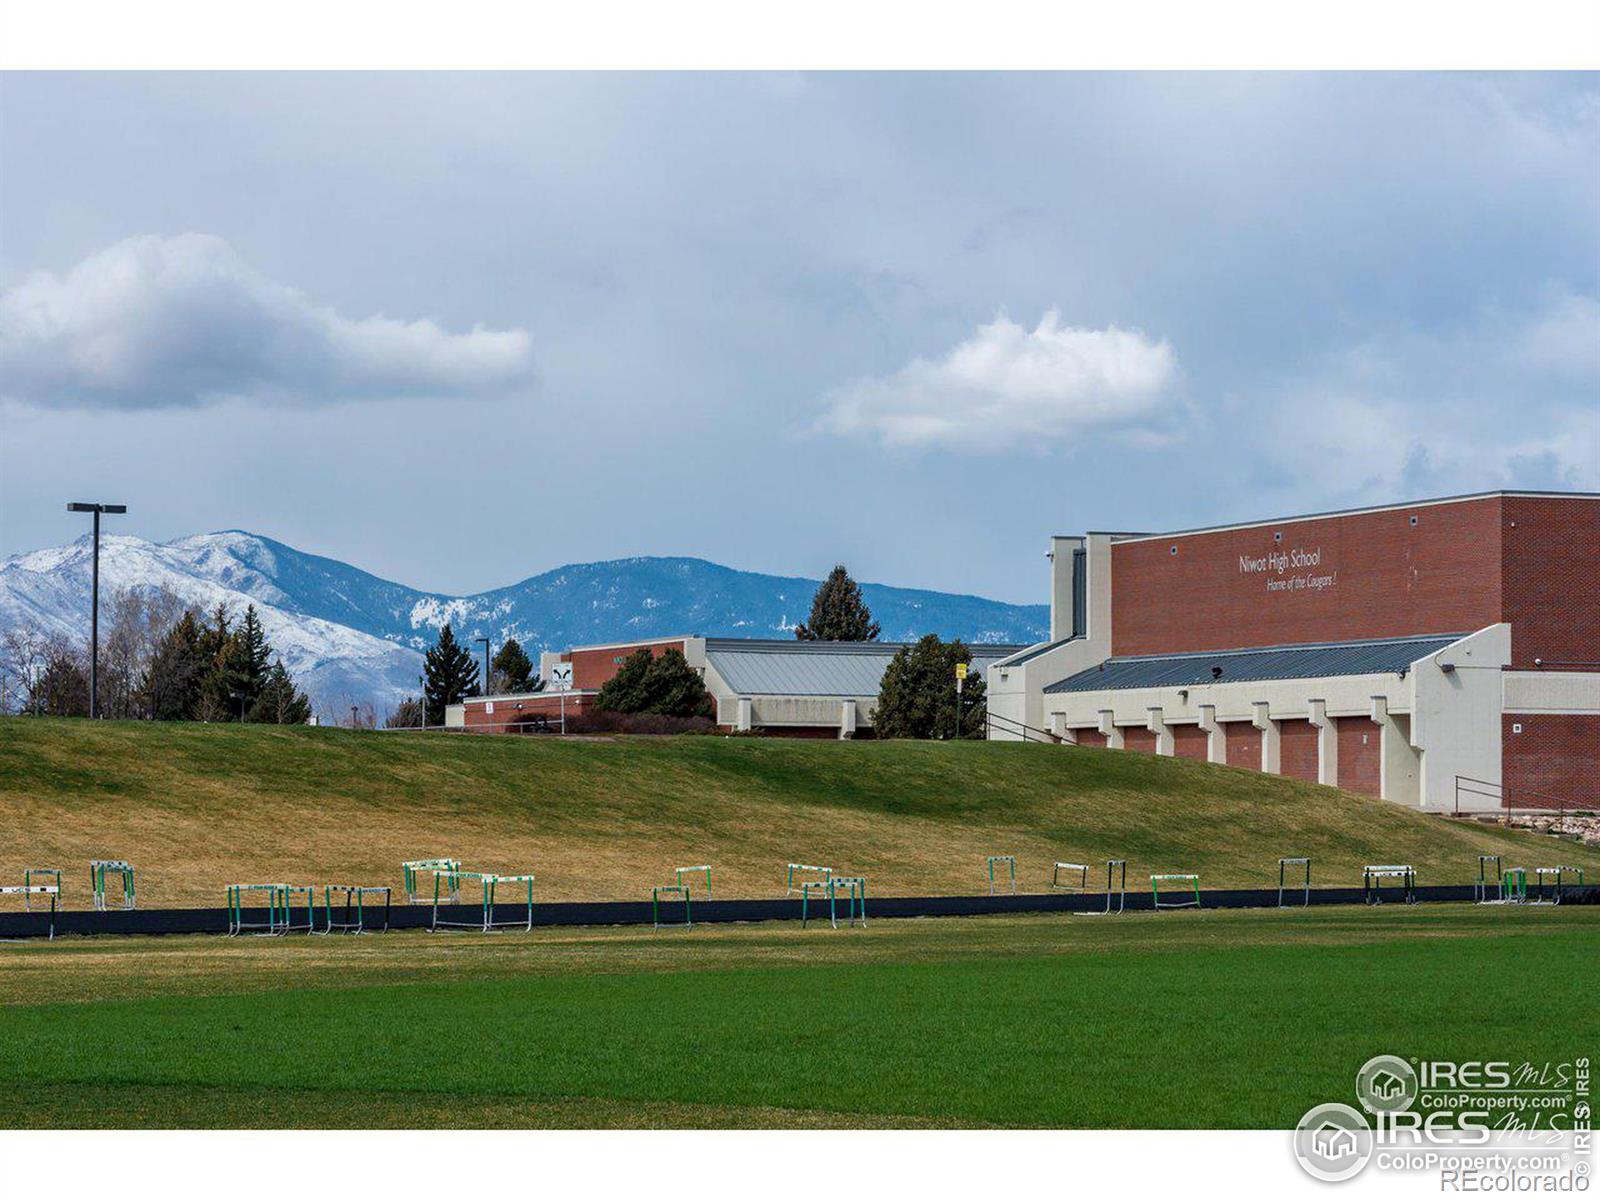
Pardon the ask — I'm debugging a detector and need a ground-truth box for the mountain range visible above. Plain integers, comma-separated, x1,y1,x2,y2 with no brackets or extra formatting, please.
0,531,1049,715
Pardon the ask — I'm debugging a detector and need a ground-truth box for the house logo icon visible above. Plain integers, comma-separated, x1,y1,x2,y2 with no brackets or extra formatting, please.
1356,1054,1418,1114
1293,1103,1374,1182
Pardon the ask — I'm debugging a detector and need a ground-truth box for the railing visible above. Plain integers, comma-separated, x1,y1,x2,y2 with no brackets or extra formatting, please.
1453,774,1577,819
984,711,1063,745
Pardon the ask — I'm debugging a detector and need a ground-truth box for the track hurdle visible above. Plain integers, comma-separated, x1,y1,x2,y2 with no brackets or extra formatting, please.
403,859,460,905
801,875,867,929
430,870,535,932
986,855,1017,895
90,860,135,911
1475,855,1505,904
1529,866,1585,906
1151,873,1201,910
1363,865,1417,905
0,884,58,939
786,863,832,896
22,869,61,912
675,865,713,898
1081,859,1127,916
1502,867,1528,904
227,884,317,935
1050,862,1090,892
321,885,392,934
1278,857,1311,907
652,884,692,929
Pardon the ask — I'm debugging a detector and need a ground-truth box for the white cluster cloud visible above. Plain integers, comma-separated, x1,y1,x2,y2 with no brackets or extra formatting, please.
817,311,1180,451
0,234,535,409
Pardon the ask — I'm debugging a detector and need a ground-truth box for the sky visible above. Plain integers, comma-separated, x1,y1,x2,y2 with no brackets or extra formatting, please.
1,72,1596,604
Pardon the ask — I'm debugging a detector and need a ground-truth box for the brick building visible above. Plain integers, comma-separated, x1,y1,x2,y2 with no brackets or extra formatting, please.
987,491,1599,810
450,636,1022,737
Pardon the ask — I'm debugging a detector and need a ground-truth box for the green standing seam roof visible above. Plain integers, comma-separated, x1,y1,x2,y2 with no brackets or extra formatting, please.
1043,633,1466,694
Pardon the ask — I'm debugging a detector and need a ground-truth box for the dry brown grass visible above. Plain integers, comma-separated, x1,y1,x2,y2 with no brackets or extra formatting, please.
2,718,1595,909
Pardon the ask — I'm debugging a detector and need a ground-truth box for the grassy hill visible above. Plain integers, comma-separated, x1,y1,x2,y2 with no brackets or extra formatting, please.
1,718,1593,908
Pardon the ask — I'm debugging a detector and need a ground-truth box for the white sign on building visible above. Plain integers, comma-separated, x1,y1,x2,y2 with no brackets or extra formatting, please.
547,661,574,692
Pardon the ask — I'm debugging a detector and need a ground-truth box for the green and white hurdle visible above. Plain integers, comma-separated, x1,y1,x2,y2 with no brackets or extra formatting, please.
1502,867,1529,904
675,865,713,898
1529,866,1585,906
986,855,1017,895
1055,860,1126,915
403,859,460,905
430,870,535,933
0,883,59,939
226,883,316,936
1151,873,1201,910
23,869,62,912
1278,857,1311,907
786,863,832,896
1363,864,1417,905
1475,855,1507,904
652,884,692,929
90,859,135,911
321,885,392,934
801,875,866,929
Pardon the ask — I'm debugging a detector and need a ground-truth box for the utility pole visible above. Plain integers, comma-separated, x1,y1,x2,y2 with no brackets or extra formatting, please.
67,502,127,719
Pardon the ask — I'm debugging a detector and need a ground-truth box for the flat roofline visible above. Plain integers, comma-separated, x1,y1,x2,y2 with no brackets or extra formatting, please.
559,635,698,653
706,637,1026,653
1058,489,1598,544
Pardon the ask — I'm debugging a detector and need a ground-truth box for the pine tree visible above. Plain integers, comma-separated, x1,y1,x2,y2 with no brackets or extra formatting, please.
196,604,244,721
248,659,311,724
795,565,880,641
594,647,713,718
491,638,535,693
421,623,480,726
873,635,986,739
232,605,273,711
145,609,207,720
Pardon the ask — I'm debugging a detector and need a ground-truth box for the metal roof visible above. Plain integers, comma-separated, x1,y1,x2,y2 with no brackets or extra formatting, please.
705,638,1025,697
1043,634,1465,694
991,636,1081,669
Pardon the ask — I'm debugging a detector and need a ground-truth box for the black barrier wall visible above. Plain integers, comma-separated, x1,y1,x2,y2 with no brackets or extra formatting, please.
4,883,1584,940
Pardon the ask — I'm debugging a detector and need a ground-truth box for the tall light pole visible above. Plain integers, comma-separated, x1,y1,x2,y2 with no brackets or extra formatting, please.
67,502,127,719
475,636,491,696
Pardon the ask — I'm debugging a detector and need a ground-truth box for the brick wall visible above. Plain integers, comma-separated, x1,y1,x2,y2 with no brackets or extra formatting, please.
1278,718,1320,783
1501,497,1600,670
1222,720,1261,769
1503,714,1600,810
462,692,595,730
1121,725,1158,754
1335,716,1381,798
1072,728,1108,748
1172,723,1210,760
1110,496,1505,655
563,639,690,691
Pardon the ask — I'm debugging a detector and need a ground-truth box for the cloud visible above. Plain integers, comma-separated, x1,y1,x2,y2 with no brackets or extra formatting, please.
0,234,534,409
1253,291,1600,500
816,311,1180,451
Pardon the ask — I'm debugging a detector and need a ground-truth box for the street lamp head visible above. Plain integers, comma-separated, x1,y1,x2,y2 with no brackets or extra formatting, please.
67,502,127,514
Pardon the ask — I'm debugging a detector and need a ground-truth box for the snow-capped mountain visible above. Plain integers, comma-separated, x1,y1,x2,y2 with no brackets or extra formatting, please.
0,530,1049,715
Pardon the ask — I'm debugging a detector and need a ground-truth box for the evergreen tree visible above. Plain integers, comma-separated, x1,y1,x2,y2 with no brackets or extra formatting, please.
594,648,655,713
231,605,273,710
490,638,535,693
595,647,713,718
421,623,480,726
145,609,207,720
196,604,243,721
873,635,987,739
795,565,880,641
248,659,311,724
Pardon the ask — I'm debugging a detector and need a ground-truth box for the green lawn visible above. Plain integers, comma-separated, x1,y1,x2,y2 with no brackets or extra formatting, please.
3,907,1595,1129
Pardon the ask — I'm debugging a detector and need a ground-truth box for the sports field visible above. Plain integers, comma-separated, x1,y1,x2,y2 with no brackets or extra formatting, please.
2,906,1596,1129
3,721,1595,904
